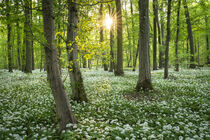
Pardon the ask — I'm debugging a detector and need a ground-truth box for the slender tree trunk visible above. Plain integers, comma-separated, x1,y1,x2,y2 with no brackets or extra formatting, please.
205,16,210,64
6,0,12,72
25,0,32,73
153,0,158,70
183,0,195,68
109,4,114,72
159,0,164,69
133,40,139,71
16,22,21,70
99,4,108,71
31,3,34,70
15,1,21,70
175,0,181,71
66,0,88,102
155,0,162,69
130,0,136,70
115,0,124,76
42,0,77,131
136,0,153,91
88,59,91,69
164,0,172,79
83,56,87,68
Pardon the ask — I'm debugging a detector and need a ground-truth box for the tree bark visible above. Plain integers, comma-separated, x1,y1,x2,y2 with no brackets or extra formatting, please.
42,0,77,131
164,0,172,79
124,1,132,68
6,0,13,72
175,0,181,71
132,40,139,71
109,4,114,72
115,0,124,76
99,4,108,71
153,0,158,70
130,0,136,71
159,0,164,69
136,0,153,91
24,0,32,73
205,16,210,64
66,0,88,102
183,0,195,68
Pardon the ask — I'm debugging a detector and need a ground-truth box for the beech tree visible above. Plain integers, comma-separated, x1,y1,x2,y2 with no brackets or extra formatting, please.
183,0,195,68
66,0,88,102
115,0,124,76
164,0,172,79
42,0,77,131
136,0,153,91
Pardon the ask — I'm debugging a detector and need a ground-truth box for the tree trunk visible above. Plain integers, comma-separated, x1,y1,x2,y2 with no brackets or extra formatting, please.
205,16,210,64
115,0,124,76
6,0,12,72
99,4,108,71
25,0,32,73
175,0,181,71
124,2,132,68
66,0,88,102
109,4,114,72
153,0,158,70
16,22,21,70
159,0,164,69
164,0,172,79
197,37,200,65
136,0,153,91
132,40,139,71
183,0,195,68
130,0,136,70
42,0,77,131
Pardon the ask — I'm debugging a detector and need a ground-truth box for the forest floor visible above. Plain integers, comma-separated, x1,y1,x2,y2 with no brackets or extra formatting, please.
0,68,210,139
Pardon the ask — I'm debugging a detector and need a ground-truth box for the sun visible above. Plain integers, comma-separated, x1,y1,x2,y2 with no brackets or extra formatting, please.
104,14,113,30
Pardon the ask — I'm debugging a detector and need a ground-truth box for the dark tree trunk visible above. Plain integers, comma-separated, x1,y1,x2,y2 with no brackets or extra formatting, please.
136,0,153,91
88,59,91,69
164,0,172,79
205,16,210,64
159,0,164,69
42,0,77,131
115,0,124,76
183,0,195,68
83,56,87,68
15,1,21,70
175,0,181,71
16,22,21,70
197,37,200,65
124,2,132,68
24,0,32,73
155,0,162,69
130,0,136,70
99,4,108,71
153,0,158,70
109,4,114,72
6,0,12,72
132,40,139,71
66,0,88,102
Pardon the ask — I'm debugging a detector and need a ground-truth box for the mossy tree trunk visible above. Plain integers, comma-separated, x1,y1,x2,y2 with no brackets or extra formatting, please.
66,0,88,102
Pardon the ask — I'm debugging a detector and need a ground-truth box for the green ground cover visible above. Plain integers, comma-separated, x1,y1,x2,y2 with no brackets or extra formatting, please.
0,68,209,139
